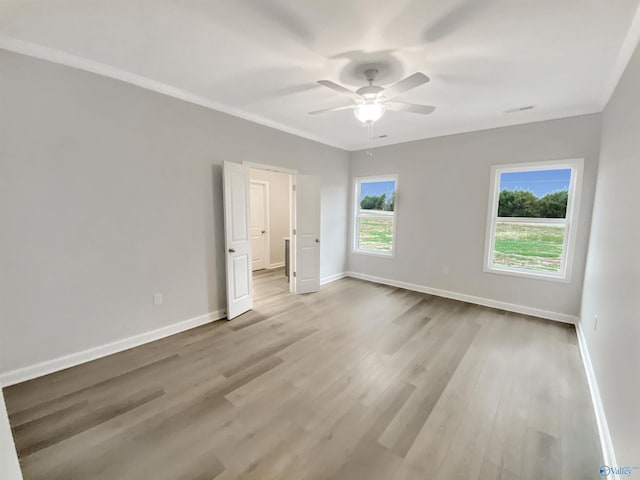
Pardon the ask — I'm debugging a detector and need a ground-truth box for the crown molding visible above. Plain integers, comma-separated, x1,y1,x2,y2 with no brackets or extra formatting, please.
0,37,349,151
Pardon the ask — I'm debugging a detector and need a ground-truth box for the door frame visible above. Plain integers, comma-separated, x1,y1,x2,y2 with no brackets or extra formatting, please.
244,161,297,293
249,179,270,271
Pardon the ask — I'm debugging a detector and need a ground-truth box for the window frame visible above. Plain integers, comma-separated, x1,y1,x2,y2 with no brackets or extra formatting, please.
353,174,399,258
483,158,584,282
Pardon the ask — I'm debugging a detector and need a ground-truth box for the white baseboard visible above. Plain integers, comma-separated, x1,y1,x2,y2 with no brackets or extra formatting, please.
576,323,618,477
266,262,285,269
344,271,579,324
320,272,347,285
0,310,225,387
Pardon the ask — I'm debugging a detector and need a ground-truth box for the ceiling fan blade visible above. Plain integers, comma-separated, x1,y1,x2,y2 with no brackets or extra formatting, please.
317,80,360,99
308,104,356,115
382,73,430,100
384,101,436,115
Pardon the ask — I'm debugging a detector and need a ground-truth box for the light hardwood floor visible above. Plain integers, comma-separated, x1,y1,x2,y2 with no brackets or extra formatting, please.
4,268,601,479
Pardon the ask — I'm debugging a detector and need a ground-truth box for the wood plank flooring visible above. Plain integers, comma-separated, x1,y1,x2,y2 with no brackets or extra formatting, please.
3,268,602,479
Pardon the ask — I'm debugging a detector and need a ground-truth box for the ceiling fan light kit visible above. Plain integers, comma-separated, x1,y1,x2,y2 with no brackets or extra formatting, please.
354,102,385,123
311,68,435,137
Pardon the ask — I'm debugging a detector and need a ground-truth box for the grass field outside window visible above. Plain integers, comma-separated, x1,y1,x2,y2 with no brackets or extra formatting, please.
357,211,394,252
492,220,565,272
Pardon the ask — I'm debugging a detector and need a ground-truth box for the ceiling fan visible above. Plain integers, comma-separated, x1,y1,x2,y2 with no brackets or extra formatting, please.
309,69,435,128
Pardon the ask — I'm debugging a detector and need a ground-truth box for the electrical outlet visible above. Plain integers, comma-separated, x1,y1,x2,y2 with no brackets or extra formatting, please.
153,293,163,306
594,314,598,331
443,265,450,275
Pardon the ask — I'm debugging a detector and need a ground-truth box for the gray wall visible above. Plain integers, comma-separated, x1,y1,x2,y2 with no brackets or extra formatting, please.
348,114,602,317
0,49,349,374
249,169,290,266
580,41,640,465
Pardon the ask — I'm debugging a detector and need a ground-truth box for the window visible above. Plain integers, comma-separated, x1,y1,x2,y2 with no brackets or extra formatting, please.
354,175,397,256
484,159,583,281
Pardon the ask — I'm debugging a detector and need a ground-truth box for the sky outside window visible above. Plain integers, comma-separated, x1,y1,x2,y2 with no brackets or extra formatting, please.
360,180,396,202
499,169,571,198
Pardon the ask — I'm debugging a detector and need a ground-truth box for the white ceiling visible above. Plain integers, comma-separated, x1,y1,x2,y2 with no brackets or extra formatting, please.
1,0,640,150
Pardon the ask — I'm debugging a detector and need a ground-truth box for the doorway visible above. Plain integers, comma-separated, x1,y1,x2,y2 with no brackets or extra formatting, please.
249,168,292,297
222,161,321,319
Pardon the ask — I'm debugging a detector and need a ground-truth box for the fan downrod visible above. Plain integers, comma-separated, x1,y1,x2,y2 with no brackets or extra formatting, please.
356,69,384,98
364,68,379,85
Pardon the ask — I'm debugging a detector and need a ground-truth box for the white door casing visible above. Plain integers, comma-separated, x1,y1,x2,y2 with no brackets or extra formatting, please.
295,174,321,294
249,181,269,271
223,161,253,319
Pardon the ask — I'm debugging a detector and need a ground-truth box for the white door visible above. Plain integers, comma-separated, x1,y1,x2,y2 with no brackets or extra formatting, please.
223,161,253,319
250,181,269,271
295,174,321,293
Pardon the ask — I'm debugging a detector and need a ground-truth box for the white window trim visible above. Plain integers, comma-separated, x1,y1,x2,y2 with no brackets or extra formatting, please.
353,174,398,258
483,158,584,283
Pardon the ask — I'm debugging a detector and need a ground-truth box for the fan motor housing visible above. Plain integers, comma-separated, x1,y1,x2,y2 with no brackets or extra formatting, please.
356,85,384,99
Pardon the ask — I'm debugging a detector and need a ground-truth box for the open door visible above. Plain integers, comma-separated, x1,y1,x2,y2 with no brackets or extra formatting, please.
223,161,253,319
295,174,321,293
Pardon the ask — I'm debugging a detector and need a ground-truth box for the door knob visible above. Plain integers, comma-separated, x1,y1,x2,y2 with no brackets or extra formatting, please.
261,230,266,234
228,248,236,253
315,238,320,243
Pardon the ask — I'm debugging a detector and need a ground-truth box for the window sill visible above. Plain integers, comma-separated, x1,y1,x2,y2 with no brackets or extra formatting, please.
353,249,394,259
484,265,571,283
